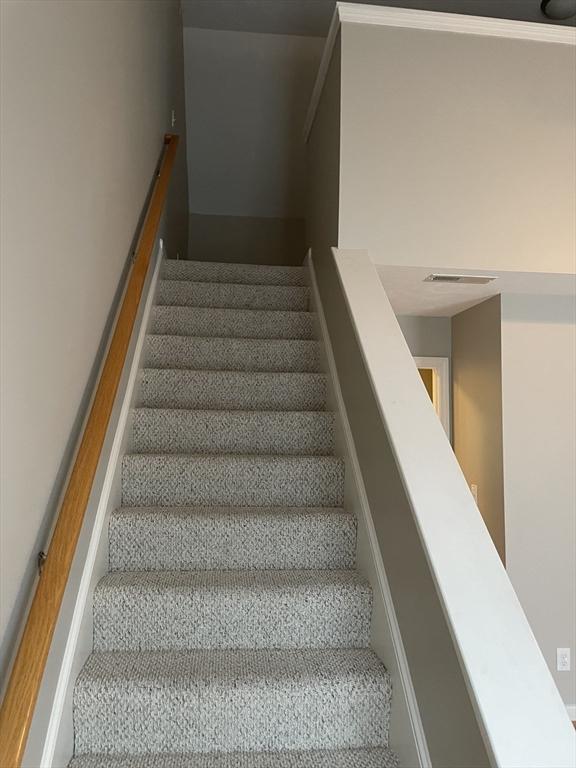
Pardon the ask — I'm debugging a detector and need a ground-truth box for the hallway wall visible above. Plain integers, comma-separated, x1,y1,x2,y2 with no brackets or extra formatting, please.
183,26,323,262
0,0,187,682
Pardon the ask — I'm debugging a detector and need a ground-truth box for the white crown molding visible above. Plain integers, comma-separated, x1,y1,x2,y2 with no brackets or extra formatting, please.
337,3,576,44
304,2,576,142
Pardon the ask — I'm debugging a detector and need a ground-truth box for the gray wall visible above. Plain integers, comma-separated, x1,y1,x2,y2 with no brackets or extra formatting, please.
338,22,576,274
183,26,323,262
501,294,576,708
0,0,186,680
396,315,451,358
452,297,505,562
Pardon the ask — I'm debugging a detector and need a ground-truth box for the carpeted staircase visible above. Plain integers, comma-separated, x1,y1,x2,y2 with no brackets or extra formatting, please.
69,260,399,768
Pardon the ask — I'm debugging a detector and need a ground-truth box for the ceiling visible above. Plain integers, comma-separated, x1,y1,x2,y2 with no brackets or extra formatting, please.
376,265,576,316
181,0,576,35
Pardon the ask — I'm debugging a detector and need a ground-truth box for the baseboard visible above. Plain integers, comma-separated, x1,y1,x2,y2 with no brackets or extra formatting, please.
305,251,431,768
22,240,164,768
567,705,576,721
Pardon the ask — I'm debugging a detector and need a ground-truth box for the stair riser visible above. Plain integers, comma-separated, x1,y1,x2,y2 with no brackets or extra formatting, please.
74,663,391,754
121,456,344,508
157,281,309,311
144,337,321,372
131,411,335,456
93,582,372,651
150,306,315,340
138,370,327,411
109,510,356,571
161,261,306,286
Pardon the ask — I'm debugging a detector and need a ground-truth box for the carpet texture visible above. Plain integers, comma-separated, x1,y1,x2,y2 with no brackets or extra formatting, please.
70,259,397,767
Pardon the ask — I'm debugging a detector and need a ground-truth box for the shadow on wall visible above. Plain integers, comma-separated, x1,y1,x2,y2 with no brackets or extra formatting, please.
187,213,306,265
182,27,323,264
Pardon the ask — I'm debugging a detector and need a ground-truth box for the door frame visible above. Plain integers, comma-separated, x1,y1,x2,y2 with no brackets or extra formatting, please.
414,356,451,439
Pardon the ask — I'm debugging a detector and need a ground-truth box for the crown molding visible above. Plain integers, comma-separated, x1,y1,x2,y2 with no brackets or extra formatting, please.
337,3,576,44
304,2,576,141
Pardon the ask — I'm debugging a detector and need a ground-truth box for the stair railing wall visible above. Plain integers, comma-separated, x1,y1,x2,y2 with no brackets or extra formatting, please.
310,246,576,768
0,134,180,768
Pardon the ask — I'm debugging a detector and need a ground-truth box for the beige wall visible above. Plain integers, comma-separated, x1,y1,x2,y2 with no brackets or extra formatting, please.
452,296,505,562
0,0,186,679
501,294,576,708
338,23,576,274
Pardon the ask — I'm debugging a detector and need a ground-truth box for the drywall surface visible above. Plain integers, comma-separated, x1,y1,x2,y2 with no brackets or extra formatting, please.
306,35,341,250
0,0,186,681
188,213,306,265
338,22,576,274
183,27,323,220
452,296,505,562
501,294,576,708
396,315,451,358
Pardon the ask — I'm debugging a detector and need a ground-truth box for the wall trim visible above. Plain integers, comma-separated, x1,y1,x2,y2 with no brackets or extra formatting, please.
304,1,575,141
37,242,164,767
306,251,431,768
566,705,576,721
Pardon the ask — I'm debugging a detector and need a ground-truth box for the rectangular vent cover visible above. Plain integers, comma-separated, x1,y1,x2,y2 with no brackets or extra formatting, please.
424,274,497,285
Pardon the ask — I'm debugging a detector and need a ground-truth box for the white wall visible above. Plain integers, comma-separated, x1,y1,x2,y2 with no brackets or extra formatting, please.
183,27,323,219
501,294,576,709
338,22,576,275
396,315,451,358
0,0,185,681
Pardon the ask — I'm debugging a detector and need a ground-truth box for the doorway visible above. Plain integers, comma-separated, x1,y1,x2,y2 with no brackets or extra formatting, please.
414,356,451,439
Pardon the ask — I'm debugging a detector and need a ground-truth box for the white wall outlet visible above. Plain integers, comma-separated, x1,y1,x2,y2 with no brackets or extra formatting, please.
557,648,571,672
171,109,176,128
470,483,478,505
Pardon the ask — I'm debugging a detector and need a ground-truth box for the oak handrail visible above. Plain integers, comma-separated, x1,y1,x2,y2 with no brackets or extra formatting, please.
0,133,179,768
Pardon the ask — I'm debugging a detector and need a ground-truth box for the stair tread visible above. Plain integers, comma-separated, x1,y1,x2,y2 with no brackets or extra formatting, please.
113,504,351,515
97,568,369,592
157,281,309,311
93,570,372,651
109,506,356,572
131,409,335,457
161,259,306,286
69,746,400,768
138,369,327,411
74,648,391,754
77,646,389,686
144,335,320,373
150,306,315,340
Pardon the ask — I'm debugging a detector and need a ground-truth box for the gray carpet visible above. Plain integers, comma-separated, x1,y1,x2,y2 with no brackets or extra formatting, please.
71,260,397,766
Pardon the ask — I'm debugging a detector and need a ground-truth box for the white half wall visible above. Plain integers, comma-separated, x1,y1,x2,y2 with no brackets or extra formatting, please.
183,26,323,219
501,293,576,710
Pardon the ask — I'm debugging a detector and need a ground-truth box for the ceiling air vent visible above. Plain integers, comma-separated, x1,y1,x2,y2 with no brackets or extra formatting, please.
424,274,497,285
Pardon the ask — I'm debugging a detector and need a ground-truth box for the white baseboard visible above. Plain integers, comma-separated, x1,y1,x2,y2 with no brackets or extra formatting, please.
22,241,164,768
305,252,431,768
566,705,576,721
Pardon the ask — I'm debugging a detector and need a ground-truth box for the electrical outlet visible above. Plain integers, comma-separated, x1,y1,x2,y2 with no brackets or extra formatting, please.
171,109,176,128
557,648,571,672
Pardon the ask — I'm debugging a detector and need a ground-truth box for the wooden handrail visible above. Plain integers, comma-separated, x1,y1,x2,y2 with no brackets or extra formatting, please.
0,133,179,768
